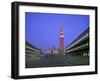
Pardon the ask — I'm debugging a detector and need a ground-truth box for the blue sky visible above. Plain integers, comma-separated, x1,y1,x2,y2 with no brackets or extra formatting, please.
25,12,89,49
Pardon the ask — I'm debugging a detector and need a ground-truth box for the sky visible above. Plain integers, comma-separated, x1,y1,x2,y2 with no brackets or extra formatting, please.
25,12,89,49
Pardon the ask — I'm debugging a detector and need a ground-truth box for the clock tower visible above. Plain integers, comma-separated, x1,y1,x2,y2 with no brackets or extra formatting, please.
59,25,64,55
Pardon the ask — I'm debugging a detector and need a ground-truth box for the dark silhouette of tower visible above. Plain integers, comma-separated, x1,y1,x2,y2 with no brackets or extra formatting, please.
59,25,64,55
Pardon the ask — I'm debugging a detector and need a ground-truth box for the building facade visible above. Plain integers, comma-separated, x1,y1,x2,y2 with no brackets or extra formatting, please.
65,28,89,56
25,41,41,57
45,48,59,56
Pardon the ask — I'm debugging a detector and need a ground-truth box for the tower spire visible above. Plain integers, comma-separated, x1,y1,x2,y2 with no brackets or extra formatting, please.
59,24,64,32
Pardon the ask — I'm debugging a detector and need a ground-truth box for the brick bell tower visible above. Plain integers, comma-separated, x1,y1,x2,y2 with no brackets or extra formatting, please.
59,25,64,55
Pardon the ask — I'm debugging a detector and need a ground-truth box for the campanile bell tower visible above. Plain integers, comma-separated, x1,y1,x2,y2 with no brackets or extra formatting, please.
59,25,64,55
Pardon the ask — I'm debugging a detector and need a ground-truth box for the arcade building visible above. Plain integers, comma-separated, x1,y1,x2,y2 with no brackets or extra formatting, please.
65,28,89,56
